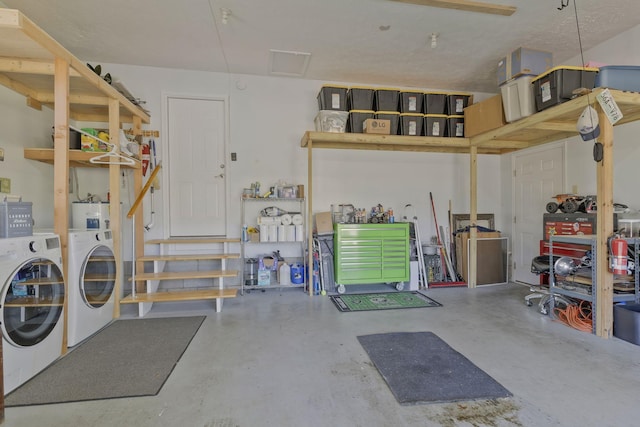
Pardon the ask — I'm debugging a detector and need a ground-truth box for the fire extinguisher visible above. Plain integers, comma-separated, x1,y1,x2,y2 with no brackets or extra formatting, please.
141,143,150,176
610,235,628,275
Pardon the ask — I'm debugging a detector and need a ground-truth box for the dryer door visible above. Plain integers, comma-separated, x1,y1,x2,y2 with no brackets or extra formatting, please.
80,245,116,308
2,257,65,347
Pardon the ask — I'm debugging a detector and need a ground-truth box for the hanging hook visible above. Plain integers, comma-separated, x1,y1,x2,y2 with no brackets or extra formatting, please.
557,0,569,11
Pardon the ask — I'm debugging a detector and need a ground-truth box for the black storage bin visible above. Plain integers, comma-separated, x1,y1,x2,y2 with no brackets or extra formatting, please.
532,66,599,112
399,113,424,136
375,88,400,112
375,111,400,135
348,110,375,133
399,91,424,113
424,114,447,137
447,115,465,138
447,93,472,115
348,86,374,110
424,92,447,114
317,85,348,111
51,127,82,149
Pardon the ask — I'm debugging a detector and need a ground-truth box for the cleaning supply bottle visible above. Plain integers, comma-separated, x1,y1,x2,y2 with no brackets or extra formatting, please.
279,262,291,285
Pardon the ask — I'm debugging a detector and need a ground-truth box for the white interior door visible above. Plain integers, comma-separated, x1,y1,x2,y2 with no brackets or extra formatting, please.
167,96,226,237
513,145,564,284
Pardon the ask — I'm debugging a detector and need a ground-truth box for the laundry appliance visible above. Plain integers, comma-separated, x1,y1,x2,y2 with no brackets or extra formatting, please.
0,234,65,394
67,229,116,347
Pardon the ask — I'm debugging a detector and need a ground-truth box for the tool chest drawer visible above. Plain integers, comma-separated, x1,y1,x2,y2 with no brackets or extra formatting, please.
334,223,409,286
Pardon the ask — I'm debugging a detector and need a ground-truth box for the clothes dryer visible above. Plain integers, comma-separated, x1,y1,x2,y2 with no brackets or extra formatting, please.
67,229,116,347
0,234,65,394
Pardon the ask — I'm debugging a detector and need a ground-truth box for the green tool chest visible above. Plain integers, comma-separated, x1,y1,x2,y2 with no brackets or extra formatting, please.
334,223,410,292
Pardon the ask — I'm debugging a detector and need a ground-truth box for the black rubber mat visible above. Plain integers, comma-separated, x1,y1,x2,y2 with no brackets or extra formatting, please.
357,331,512,405
5,316,206,406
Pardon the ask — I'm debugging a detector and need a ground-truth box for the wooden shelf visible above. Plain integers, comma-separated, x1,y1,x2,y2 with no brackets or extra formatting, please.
301,89,640,155
301,131,487,153
23,148,140,169
19,277,64,286
0,9,149,124
472,88,640,150
4,297,63,307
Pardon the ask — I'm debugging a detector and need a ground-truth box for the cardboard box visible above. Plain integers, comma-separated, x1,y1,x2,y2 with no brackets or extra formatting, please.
464,94,506,138
363,118,391,134
248,231,260,243
315,211,333,235
455,231,503,284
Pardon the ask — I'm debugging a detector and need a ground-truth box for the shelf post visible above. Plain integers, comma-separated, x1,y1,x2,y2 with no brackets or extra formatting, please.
469,145,478,288
109,98,123,319
307,137,314,296
595,104,615,338
53,57,70,354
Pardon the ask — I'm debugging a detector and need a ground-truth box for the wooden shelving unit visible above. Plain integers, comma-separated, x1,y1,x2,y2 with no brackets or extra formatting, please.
23,148,140,169
0,8,151,358
302,88,640,337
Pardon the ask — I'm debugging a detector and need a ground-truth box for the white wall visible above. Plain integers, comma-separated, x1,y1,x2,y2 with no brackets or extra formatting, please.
0,86,54,229
1,62,501,267
500,23,640,252
70,64,502,246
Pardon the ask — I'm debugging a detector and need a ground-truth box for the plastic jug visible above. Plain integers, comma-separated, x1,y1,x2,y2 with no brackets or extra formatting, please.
279,263,291,286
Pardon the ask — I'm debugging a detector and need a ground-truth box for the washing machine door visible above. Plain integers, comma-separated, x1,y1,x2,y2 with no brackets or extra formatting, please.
80,244,116,308
2,257,65,347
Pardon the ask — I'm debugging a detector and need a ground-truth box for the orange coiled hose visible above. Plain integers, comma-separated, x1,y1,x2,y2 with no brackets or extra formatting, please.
554,300,593,333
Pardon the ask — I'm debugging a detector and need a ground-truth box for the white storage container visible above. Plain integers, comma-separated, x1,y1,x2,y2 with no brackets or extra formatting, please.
500,75,536,123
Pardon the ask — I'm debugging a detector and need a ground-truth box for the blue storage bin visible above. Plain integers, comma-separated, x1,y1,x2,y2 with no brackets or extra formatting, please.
595,66,640,92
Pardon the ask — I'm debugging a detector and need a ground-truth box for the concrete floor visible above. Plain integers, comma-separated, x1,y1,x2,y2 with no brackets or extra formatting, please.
4,283,640,427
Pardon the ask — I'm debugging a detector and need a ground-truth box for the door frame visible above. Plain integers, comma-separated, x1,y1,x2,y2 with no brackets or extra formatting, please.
510,140,567,284
161,92,230,239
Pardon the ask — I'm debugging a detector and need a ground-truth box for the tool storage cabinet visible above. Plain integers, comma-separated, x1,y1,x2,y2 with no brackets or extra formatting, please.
333,223,410,294
548,234,640,334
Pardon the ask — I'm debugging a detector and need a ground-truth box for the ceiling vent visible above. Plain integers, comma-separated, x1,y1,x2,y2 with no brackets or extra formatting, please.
268,49,311,77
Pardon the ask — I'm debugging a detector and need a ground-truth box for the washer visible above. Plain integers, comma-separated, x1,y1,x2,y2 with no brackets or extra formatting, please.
0,234,65,394
67,229,116,347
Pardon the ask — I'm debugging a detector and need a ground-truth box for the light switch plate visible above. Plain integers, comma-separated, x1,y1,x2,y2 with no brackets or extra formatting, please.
0,147,4,161
0,177,10,193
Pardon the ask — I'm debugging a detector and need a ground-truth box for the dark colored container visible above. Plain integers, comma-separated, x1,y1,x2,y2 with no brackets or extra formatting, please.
51,127,81,149
375,88,400,112
317,85,348,111
348,110,375,133
375,111,400,135
399,113,424,136
447,115,465,138
532,66,598,112
447,93,472,115
399,91,424,113
424,92,447,114
424,114,448,137
594,65,640,92
348,86,374,110
614,303,640,345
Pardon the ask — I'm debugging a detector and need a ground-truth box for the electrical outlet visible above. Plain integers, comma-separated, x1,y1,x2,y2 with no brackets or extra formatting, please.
231,152,237,161
0,177,10,193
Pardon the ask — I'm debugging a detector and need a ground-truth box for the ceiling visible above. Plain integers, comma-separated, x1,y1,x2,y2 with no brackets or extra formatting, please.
1,0,640,93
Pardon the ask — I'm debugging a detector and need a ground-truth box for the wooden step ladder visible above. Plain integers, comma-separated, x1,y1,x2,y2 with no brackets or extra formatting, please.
121,238,240,316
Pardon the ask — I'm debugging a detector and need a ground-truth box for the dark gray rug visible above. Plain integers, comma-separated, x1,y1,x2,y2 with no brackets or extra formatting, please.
5,316,206,406
357,331,512,405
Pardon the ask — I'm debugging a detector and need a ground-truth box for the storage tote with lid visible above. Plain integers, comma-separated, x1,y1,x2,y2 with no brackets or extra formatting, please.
447,93,472,115
400,113,424,136
374,88,400,112
424,114,447,137
375,111,400,135
532,66,598,112
348,110,375,133
317,85,348,111
424,92,448,114
348,86,375,110
399,91,424,113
